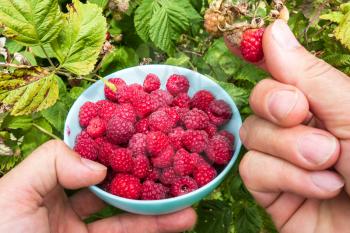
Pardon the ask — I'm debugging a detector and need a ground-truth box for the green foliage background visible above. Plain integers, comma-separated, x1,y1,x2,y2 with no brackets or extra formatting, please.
0,0,349,232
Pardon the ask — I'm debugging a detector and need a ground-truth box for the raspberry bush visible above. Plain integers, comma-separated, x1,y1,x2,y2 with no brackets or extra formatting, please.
0,0,349,232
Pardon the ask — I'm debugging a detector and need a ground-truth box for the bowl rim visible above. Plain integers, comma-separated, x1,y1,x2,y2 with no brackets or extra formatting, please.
65,64,243,205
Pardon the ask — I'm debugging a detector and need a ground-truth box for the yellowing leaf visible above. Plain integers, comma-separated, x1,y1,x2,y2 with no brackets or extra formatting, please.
0,0,63,45
0,68,59,116
320,12,344,23
51,0,107,75
335,11,350,50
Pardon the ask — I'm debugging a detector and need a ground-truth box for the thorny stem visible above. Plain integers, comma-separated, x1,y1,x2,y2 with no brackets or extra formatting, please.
33,123,60,140
40,45,56,69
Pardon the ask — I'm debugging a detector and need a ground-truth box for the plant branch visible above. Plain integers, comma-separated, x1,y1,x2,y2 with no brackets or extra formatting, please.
0,62,32,69
40,45,56,69
33,123,60,140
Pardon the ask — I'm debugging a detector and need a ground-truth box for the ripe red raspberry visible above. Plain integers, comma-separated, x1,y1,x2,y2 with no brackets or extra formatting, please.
160,167,179,185
143,73,160,93
132,92,158,118
149,110,175,133
191,153,211,168
166,74,189,96
110,174,141,199
205,135,233,165
96,99,112,110
175,107,190,125
172,93,191,108
141,180,168,200
240,28,265,63
193,165,217,187
115,103,137,123
74,131,98,161
104,78,126,102
173,149,196,176
170,176,198,197
132,154,150,179
97,138,119,166
160,107,180,125
129,133,147,156
116,84,144,104
152,146,174,168
110,148,134,172
207,100,232,126
98,100,117,120
87,117,106,138
79,102,98,127
218,130,235,145
168,127,185,150
182,130,208,153
135,118,149,133
204,123,217,138
150,89,174,108
106,116,135,145
183,108,209,130
146,131,170,156
191,90,214,111
146,167,161,181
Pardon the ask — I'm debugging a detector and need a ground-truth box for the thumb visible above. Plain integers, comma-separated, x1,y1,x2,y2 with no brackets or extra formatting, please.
0,140,106,198
263,19,350,139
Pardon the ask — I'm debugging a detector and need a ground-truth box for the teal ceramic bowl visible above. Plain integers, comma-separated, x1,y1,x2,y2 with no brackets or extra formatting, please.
64,65,242,215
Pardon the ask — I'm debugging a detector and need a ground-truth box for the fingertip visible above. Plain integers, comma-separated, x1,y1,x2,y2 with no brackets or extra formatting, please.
158,207,198,232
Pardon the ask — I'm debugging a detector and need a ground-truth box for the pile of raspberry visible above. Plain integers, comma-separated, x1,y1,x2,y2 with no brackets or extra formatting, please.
74,73,235,200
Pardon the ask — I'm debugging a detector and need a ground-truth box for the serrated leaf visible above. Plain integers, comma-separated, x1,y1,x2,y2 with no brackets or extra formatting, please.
0,0,63,46
215,80,250,109
1,115,32,130
69,87,86,100
194,200,233,233
320,12,344,23
41,101,67,134
0,68,59,116
235,205,263,233
335,11,350,50
340,3,350,14
100,47,139,75
165,53,190,67
30,44,56,58
134,0,159,42
51,0,107,75
19,51,37,66
88,0,109,9
5,40,24,53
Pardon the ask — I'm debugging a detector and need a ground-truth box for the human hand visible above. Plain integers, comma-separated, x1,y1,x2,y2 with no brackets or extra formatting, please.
229,20,350,232
0,140,196,233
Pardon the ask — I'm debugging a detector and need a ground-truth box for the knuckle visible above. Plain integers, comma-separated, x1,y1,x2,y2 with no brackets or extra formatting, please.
239,151,257,186
301,56,333,82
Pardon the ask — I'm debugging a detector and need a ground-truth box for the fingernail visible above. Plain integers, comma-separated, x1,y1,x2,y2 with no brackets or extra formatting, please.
271,20,301,50
297,133,337,165
81,158,107,171
268,89,298,120
311,171,344,192
239,126,247,143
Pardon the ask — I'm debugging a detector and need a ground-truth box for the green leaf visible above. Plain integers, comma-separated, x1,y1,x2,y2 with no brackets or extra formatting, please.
69,87,86,101
165,53,190,67
340,3,350,14
215,80,250,109
51,0,107,75
5,40,24,53
0,68,59,116
0,0,63,45
88,0,109,9
235,205,263,233
335,11,350,50
194,200,233,233
100,47,139,75
320,12,345,23
19,51,37,66
1,115,33,130
41,101,67,133
30,44,56,58
134,0,159,41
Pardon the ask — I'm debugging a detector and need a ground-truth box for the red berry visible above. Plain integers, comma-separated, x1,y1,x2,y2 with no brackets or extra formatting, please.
160,167,179,185
132,154,150,179
146,167,161,181
218,130,235,145
110,174,141,199
166,74,189,96
193,165,217,187
146,131,170,156
74,131,98,161
170,176,198,197
141,180,168,200
172,93,191,108
87,117,106,138
240,28,265,63
173,149,196,176
104,78,126,102
106,116,135,145
129,133,147,156
183,108,209,130
150,89,174,108
132,92,158,118
204,123,217,138
168,127,185,150
207,100,232,126
98,101,118,120
205,135,233,165
110,148,134,172
182,130,208,153
192,153,211,167
143,73,161,93
98,138,119,166
149,110,175,133
114,103,137,124
79,102,98,127
152,146,174,168
162,107,180,125
135,118,149,133
191,90,214,111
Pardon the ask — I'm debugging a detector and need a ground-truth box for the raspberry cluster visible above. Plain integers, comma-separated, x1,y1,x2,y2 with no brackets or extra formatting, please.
74,74,235,200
